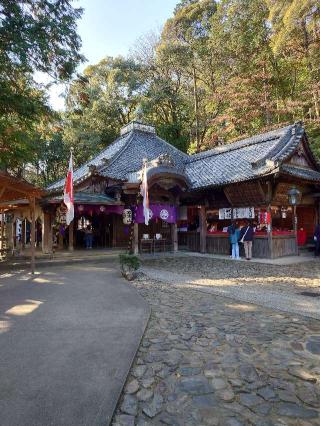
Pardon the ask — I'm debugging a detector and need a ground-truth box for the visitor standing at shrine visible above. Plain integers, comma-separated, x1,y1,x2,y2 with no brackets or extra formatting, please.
230,222,241,260
240,220,254,260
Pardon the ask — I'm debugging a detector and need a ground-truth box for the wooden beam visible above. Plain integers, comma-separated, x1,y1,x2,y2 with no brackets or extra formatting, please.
0,183,36,198
199,205,207,253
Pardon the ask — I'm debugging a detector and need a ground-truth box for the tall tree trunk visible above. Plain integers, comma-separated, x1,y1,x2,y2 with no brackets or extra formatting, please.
263,65,271,126
193,66,200,152
302,18,319,119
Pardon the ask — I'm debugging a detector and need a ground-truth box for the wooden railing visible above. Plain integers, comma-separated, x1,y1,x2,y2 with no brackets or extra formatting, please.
179,231,297,258
178,231,200,252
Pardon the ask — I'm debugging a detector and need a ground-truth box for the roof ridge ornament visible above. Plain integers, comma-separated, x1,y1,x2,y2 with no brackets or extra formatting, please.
155,153,175,167
120,121,156,136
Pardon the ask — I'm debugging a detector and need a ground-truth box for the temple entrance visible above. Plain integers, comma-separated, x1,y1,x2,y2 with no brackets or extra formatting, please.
75,213,114,249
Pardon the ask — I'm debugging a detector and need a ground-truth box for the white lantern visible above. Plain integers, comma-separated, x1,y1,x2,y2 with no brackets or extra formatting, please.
123,209,132,225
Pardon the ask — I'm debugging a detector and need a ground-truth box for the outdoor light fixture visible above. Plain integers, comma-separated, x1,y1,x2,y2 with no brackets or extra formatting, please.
287,186,300,255
287,186,300,206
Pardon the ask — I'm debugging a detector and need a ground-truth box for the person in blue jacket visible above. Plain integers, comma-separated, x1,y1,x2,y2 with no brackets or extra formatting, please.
230,222,241,260
227,221,235,257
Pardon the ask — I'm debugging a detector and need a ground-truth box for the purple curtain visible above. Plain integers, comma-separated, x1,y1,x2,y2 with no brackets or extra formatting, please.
134,204,177,224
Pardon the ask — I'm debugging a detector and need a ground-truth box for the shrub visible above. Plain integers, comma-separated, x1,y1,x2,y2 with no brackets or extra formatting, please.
119,254,140,270
119,254,140,280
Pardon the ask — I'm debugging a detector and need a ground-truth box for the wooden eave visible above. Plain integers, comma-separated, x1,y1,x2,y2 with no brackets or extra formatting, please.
0,172,44,205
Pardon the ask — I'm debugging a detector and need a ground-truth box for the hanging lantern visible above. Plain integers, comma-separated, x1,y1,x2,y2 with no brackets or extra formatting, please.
100,205,106,213
288,187,301,206
123,209,132,225
281,207,287,219
78,205,84,213
56,205,67,224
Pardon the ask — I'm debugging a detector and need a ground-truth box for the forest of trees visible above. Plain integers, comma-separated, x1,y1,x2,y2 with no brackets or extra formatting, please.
1,0,320,186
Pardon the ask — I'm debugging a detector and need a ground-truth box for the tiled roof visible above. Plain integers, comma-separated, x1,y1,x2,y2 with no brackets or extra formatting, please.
185,123,309,189
101,130,188,180
47,128,187,192
47,121,320,193
46,132,131,191
45,192,119,204
280,164,320,182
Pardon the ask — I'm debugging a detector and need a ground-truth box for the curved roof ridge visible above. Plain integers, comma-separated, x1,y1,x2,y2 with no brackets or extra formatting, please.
188,125,293,163
251,122,304,168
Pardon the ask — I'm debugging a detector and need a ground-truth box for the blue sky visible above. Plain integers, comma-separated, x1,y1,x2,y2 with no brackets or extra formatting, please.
44,0,178,110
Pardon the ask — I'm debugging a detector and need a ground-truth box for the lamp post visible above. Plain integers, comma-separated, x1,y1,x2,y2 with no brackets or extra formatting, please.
288,186,300,255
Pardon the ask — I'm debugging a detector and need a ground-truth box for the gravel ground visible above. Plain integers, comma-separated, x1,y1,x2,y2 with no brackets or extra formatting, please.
139,257,320,320
142,257,320,295
112,274,320,426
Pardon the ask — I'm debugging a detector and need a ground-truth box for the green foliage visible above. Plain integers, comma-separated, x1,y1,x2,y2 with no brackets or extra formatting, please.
63,56,144,165
0,0,83,79
0,0,83,172
6,0,320,182
119,254,141,271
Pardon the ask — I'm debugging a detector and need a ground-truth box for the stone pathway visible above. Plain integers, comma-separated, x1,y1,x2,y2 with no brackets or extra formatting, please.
112,274,320,426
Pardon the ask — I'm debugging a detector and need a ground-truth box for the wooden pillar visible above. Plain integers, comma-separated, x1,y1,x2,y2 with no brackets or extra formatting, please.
48,215,53,253
171,223,178,252
9,221,14,251
267,204,273,259
133,222,139,255
58,230,64,250
21,219,26,248
112,216,117,248
199,205,207,253
0,210,3,252
30,197,36,274
266,181,273,259
293,204,298,255
68,220,74,251
42,212,52,254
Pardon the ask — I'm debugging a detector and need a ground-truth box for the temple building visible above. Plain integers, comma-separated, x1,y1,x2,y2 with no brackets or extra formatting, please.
3,120,320,258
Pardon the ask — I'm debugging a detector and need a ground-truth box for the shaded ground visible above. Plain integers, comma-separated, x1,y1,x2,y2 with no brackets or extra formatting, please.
0,262,149,426
113,264,320,426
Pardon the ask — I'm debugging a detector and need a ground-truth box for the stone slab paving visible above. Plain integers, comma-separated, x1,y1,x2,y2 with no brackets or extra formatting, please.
141,257,320,320
112,263,320,426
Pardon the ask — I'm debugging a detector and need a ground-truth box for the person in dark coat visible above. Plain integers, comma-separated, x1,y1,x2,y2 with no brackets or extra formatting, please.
239,220,254,260
314,224,320,256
